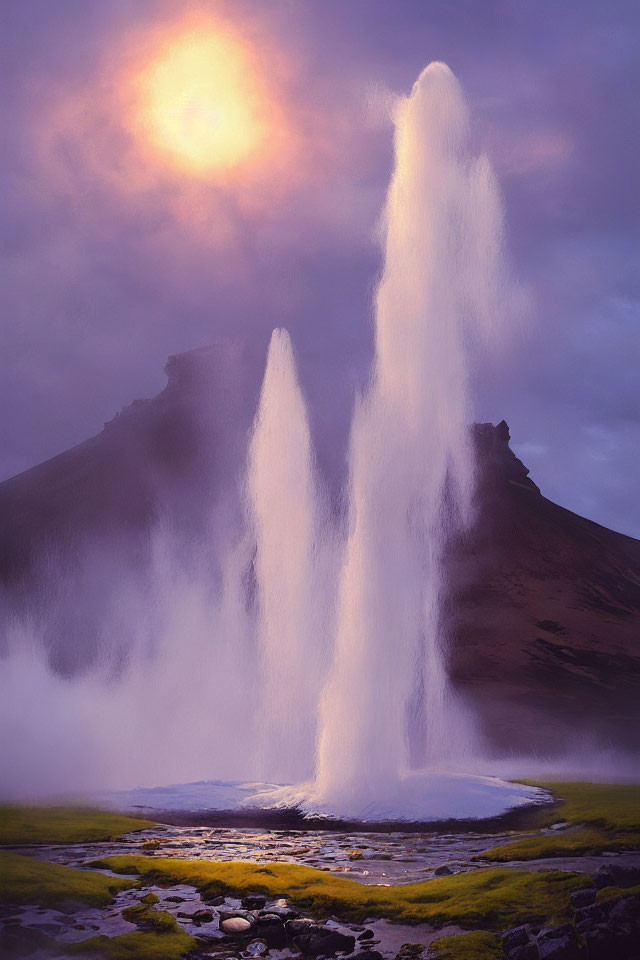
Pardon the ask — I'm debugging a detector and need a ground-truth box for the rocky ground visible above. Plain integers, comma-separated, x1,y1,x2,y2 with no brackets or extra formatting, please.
2,818,640,960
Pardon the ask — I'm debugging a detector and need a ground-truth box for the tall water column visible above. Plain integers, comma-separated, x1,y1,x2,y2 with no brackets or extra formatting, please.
314,63,506,813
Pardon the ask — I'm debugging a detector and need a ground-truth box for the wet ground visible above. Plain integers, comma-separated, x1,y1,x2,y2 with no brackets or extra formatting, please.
4,823,640,958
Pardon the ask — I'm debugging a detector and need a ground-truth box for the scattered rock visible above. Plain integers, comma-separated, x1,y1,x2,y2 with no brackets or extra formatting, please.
594,863,640,889
255,914,286,947
433,864,453,876
192,909,215,923
220,917,253,935
358,929,375,940
537,924,581,960
285,918,325,938
244,938,268,955
395,944,425,960
294,929,356,956
242,895,267,910
570,888,595,909
502,925,530,952
549,822,570,831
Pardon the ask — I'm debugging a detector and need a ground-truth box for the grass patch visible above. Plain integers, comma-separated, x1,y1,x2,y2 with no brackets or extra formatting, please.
596,883,640,904
0,806,155,845
476,826,640,863
0,851,133,908
477,782,640,862
75,899,195,960
521,781,640,831
430,930,502,960
89,856,588,930
74,928,195,960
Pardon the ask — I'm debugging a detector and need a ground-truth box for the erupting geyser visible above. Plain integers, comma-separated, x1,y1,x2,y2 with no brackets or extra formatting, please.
264,63,532,819
247,329,326,784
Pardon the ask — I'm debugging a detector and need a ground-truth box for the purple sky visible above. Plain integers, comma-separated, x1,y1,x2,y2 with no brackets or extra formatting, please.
2,0,639,536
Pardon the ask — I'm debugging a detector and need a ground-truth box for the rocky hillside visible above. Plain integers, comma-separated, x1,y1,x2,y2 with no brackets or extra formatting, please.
0,342,638,755
447,420,640,755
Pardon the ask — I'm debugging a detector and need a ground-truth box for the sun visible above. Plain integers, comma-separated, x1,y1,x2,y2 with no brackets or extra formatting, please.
133,22,268,177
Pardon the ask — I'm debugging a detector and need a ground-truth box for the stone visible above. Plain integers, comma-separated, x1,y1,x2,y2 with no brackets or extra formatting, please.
570,888,595,909
242,895,267,910
285,918,326,938
573,902,605,927
598,864,640,889
192,909,215,923
505,945,538,960
294,929,356,956
255,914,286,947
502,925,531,952
536,925,581,960
245,939,268,955
358,929,375,940
433,864,453,876
220,917,253,935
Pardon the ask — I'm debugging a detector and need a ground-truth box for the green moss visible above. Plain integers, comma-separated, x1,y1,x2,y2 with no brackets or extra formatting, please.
74,929,195,960
476,826,640,863
430,930,502,960
140,892,160,905
76,901,195,960
477,782,640,862
0,806,155,845
596,883,640,903
121,903,180,933
89,856,588,930
0,851,133,908
522,781,640,832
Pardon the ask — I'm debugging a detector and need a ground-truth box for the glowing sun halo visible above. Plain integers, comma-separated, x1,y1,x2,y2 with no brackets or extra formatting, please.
134,25,268,176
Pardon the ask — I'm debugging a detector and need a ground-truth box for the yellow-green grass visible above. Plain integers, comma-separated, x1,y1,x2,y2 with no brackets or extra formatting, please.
72,899,196,960
596,883,640,904
477,782,640,863
73,929,196,960
526,781,640,832
89,856,588,930
476,826,640,863
430,930,501,960
0,851,133,908
0,806,155,845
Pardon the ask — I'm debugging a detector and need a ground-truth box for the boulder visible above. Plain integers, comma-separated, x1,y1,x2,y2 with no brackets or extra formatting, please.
570,888,595,909
255,914,287,947
502,926,530,952
220,916,253,935
242,895,267,910
294,929,356,956
536,924,582,960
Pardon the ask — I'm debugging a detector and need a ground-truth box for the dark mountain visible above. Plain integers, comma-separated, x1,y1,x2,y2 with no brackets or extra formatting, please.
0,343,638,755
447,421,640,755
